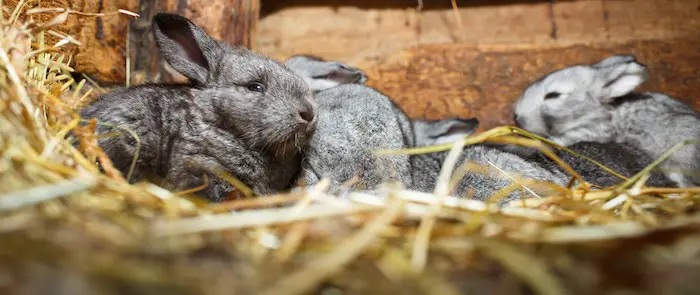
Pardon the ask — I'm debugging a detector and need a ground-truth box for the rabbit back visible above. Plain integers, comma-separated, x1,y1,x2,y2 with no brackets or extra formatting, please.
411,145,568,205
609,93,700,186
527,141,677,188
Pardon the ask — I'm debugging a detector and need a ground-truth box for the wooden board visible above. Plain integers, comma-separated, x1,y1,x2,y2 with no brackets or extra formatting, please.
257,0,700,67
130,0,261,84
361,38,700,131
2,0,260,84
3,0,140,83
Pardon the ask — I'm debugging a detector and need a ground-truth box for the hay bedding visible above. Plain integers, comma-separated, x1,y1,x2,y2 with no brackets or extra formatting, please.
2,4,700,295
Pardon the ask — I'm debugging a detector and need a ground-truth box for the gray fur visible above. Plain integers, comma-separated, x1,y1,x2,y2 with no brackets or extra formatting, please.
285,55,368,92
413,118,479,146
298,84,414,190
513,55,700,187
285,56,413,190
410,118,569,205
525,141,677,188
79,13,317,201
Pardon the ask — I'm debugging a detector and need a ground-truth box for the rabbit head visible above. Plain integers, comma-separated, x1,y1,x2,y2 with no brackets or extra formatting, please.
412,117,479,147
153,13,317,155
512,55,647,145
285,55,368,92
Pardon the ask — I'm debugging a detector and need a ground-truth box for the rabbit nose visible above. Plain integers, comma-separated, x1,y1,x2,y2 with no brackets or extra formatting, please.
299,109,314,123
513,113,521,127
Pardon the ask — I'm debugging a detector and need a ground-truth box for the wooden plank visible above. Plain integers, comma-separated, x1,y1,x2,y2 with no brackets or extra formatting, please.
130,0,261,85
3,0,139,84
4,0,260,84
360,38,700,132
256,0,700,67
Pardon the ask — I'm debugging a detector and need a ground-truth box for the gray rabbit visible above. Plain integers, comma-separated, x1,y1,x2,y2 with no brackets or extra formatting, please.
525,141,677,188
79,13,317,201
513,55,700,187
415,118,675,193
285,55,413,190
285,55,368,93
410,118,569,205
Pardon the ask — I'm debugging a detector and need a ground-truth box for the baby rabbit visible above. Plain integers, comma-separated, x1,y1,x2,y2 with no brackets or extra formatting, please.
527,141,677,188
285,55,368,92
79,13,317,201
411,118,569,205
513,55,700,187
285,55,414,190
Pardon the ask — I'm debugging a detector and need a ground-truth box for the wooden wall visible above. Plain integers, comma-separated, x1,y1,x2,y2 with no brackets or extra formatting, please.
257,0,700,64
257,0,700,129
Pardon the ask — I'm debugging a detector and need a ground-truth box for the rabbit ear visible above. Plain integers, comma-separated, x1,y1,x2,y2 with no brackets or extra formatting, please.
152,13,221,84
592,55,636,69
320,62,368,85
414,118,479,146
595,57,647,102
286,56,368,91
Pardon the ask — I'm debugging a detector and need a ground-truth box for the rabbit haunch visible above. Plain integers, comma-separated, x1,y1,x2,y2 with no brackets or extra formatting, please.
80,13,317,201
285,55,413,191
525,141,677,188
513,55,700,187
410,118,569,204
411,118,676,204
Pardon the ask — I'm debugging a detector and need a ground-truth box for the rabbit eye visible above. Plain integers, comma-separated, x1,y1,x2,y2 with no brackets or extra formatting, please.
246,82,266,93
544,92,561,100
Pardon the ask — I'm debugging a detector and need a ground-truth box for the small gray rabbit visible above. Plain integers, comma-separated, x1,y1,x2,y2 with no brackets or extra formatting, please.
513,55,700,187
410,118,569,205
285,55,368,92
525,141,677,188
285,55,413,190
79,13,317,201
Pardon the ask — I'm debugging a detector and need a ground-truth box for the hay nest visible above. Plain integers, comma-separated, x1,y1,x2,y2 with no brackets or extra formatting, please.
2,5,700,295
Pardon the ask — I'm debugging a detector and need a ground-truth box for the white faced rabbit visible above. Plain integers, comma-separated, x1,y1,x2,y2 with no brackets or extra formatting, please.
411,118,569,205
285,55,368,92
285,56,413,190
513,55,700,187
79,13,317,201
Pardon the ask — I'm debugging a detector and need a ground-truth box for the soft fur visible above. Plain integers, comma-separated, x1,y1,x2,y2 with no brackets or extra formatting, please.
285,56,413,191
513,55,700,187
80,13,317,201
298,84,414,190
285,55,367,93
410,118,569,205
526,141,677,188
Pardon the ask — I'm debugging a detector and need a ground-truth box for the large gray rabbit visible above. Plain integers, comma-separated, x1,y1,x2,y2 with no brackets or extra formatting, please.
411,118,569,204
80,13,317,201
513,55,700,187
285,55,414,190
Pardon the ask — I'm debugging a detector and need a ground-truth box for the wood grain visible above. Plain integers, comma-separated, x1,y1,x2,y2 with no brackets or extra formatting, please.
361,38,700,131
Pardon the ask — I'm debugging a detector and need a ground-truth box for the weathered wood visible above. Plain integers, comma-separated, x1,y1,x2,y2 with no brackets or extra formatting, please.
257,0,700,67
3,0,260,84
130,0,261,84
3,0,139,83
361,38,700,132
